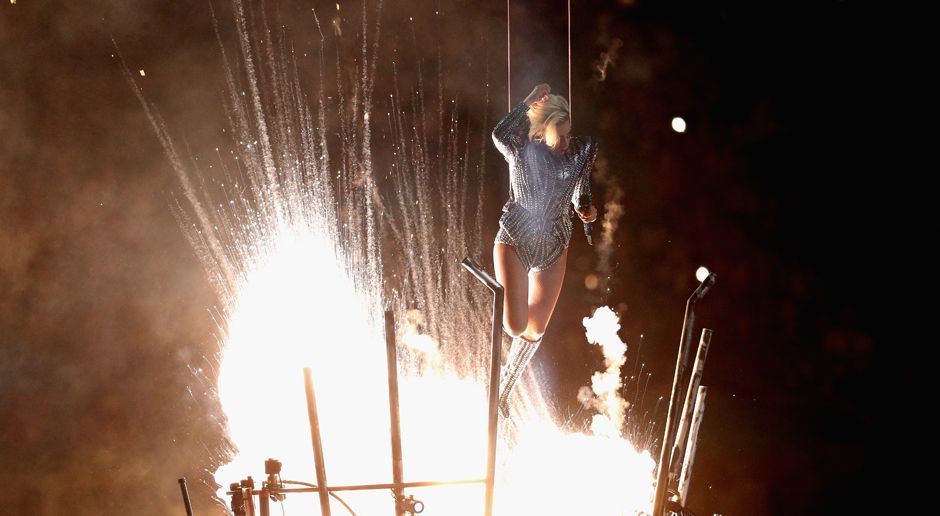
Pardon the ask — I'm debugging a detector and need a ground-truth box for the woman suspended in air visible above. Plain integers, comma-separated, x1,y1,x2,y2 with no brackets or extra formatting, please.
493,82,597,417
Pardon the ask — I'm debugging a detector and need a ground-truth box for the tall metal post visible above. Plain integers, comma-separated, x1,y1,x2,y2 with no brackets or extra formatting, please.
178,478,194,516
385,310,406,516
678,386,708,506
652,272,716,516
304,367,333,516
669,328,713,480
461,257,503,516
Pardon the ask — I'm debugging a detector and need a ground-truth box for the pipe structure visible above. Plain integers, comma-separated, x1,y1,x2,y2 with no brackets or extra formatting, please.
178,478,194,516
669,328,713,482
304,368,333,516
678,386,708,507
243,477,487,494
460,257,504,516
258,489,270,516
652,272,717,516
385,309,406,516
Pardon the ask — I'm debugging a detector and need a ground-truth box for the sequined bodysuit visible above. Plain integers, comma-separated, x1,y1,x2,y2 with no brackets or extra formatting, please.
492,101,596,272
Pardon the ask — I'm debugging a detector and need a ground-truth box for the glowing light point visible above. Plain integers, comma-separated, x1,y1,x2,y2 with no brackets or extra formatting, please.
584,273,599,290
138,69,146,77
671,116,686,133
696,266,710,282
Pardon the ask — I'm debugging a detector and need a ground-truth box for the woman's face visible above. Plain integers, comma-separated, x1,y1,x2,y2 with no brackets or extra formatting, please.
550,119,572,154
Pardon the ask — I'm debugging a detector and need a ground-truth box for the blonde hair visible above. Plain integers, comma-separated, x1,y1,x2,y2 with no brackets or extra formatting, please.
528,94,570,149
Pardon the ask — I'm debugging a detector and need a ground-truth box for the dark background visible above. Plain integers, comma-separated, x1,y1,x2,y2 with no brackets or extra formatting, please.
1,1,915,514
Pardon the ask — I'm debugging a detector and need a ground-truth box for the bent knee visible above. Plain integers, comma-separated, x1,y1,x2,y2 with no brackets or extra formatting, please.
504,321,527,339
503,315,528,338
502,299,528,337
523,322,546,341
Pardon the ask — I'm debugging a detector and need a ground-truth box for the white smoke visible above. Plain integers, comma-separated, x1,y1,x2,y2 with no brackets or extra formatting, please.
594,37,623,82
594,155,627,297
580,306,629,438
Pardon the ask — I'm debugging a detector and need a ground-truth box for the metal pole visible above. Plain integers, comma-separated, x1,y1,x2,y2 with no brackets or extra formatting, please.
461,257,503,516
652,272,716,516
254,477,487,494
567,0,572,121
241,478,257,516
506,0,511,110
304,367,333,516
386,310,406,516
678,386,708,506
178,478,194,516
258,489,270,516
669,328,713,482
228,483,244,516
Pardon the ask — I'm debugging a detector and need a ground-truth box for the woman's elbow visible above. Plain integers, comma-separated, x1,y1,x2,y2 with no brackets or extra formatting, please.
492,134,510,155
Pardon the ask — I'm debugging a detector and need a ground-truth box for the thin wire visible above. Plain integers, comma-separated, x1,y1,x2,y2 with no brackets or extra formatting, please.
507,0,511,110
567,0,572,121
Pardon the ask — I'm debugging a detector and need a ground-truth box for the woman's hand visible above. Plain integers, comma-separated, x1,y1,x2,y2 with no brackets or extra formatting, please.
576,205,598,223
525,83,551,106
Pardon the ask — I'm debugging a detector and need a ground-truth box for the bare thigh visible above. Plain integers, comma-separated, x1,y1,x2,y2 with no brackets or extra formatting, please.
524,247,568,340
493,243,529,337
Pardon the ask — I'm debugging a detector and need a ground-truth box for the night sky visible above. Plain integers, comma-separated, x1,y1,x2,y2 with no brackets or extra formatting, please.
1,1,913,515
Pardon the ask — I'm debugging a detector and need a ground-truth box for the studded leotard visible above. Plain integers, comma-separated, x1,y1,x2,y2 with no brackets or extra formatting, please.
492,101,596,271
